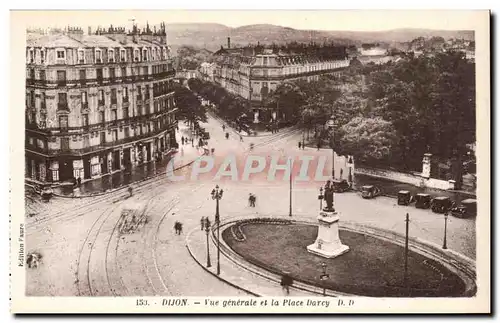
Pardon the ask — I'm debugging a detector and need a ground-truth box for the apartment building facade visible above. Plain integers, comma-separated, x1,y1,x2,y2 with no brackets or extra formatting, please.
211,40,351,123
25,24,178,183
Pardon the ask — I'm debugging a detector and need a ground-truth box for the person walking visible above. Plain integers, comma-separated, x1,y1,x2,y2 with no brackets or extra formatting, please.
200,217,205,231
317,141,321,151
298,142,302,150
222,124,226,132
225,132,229,140
181,136,185,145
240,135,243,142
248,194,253,207
128,185,133,198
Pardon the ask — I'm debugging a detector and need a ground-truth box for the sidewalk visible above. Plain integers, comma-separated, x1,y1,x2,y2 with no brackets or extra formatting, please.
49,143,204,198
186,227,319,297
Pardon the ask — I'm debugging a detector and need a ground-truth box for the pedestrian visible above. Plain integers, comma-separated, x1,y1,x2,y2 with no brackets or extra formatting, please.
77,177,82,187
200,217,205,231
248,194,253,207
225,132,229,140
222,125,226,131
281,273,292,295
252,194,257,207
128,185,133,197
298,142,302,149
211,148,215,155
240,135,243,142
181,136,185,145
317,141,321,151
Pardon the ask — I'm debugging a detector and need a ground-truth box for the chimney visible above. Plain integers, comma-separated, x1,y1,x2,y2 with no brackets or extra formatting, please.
227,37,231,49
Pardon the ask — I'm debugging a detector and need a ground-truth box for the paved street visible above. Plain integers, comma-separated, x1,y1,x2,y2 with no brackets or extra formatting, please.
25,114,476,297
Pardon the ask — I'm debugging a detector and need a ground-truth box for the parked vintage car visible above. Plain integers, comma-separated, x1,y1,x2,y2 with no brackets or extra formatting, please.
414,193,432,209
397,190,413,205
361,185,381,199
332,179,351,193
451,198,477,218
431,196,453,214
41,185,53,202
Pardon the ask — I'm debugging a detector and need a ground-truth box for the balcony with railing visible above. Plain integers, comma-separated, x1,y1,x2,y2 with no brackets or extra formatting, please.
57,102,69,111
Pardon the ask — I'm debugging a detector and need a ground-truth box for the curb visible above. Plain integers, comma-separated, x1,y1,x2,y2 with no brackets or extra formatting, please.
207,215,476,298
29,149,205,199
207,111,288,138
185,229,260,297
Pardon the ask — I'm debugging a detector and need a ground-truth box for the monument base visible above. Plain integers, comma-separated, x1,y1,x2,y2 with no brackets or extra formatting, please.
306,210,350,259
307,243,350,259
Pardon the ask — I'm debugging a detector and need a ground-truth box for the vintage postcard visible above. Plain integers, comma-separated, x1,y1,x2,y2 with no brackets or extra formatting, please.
10,9,490,314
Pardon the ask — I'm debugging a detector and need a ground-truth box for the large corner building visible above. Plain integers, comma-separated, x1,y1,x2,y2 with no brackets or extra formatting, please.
25,23,178,183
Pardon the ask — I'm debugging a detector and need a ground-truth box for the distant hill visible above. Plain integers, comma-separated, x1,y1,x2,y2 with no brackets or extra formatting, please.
162,23,474,52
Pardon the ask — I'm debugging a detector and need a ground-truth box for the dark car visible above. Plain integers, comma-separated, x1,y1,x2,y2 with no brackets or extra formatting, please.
431,196,452,214
41,185,53,202
201,131,210,140
452,198,477,218
397,190,413,205
361,185,381,199
332,179,350,193
414,193,431,209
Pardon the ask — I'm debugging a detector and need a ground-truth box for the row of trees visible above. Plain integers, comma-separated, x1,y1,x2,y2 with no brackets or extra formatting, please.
173,83,207,126
262,51,475,186
187,78,249,122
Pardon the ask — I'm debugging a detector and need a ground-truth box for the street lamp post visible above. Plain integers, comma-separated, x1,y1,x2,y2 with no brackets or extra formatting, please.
320,262,329,297
289,157,293,217
327,116,335,179
318,187,324,211
205,218,212,268
211,185,224,275
443,211,449,250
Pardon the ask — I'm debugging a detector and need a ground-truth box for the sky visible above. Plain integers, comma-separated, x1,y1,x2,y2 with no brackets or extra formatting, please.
16,10,487,32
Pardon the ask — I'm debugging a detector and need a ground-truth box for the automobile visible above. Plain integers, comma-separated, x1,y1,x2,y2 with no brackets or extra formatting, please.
41,185,53,202
397,190,413,205
361,185,381,199
414,193,431,209
332,179,351,193
431,196,452,214
456,198,477,218
201,131,210,140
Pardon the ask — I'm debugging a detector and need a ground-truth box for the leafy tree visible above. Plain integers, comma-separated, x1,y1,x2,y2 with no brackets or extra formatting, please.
338,117,397,165
173,85,207,126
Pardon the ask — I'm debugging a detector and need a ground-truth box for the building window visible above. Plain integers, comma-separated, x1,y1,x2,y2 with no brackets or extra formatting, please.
57,50,65,59
108,49,115,63
100,132,106,145
95,49,102,64
77,49,85,64
111,88,117,104
83,135,90,148
39,111,46,129
98,89,105,106
123,107,129,119
79,69,86,85
58,93,68,110
122,86,128,99
99,111,105,124
152,48,156,60
112,129,118,142
39,70,46,82
134,49,140,62
143,66,148,76
120,49,126,62
121,67,127,78
40,49,45,64
124,127,129,138
57,70,66,86
60,137,70,151
80,92,88,110
112,110,117,121
82,114,89,128
145,85,150,100
59,115,68,130
142,48,148,61
263,57,268,65
109,68,116,80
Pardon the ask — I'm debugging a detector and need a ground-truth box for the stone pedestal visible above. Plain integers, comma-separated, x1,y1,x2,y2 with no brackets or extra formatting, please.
307,210,350,258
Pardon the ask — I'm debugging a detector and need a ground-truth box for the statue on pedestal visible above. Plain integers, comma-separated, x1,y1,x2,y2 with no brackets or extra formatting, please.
323,180,335,213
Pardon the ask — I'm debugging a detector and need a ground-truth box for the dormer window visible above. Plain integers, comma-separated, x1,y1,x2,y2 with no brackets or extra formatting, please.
56,50,65,59
142,48,148,61
55,48,67,64
95,49,102,64
134,48,140,62
120,48,126,62
77,48,85,64
28,48,34,63
40,48,45,64
108,48,115,63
